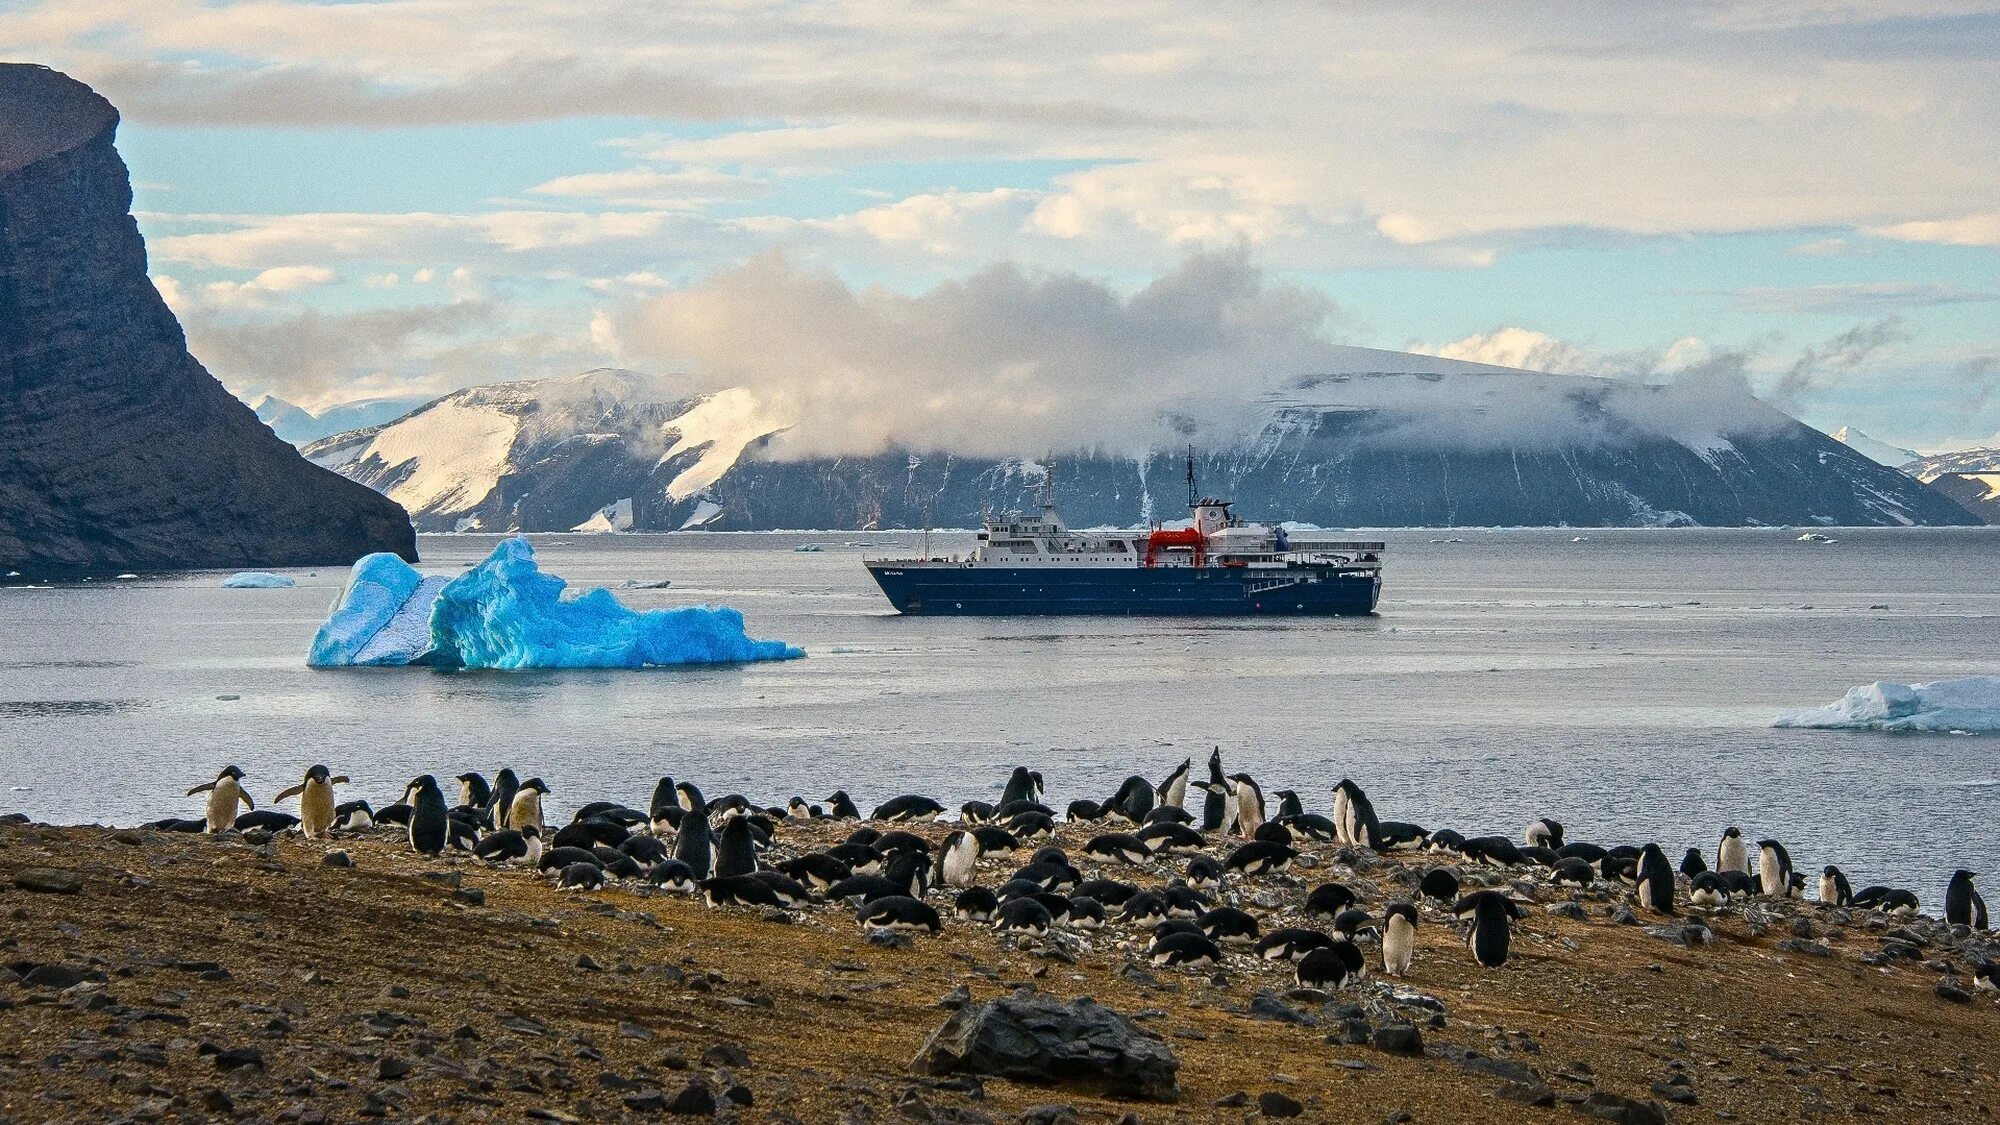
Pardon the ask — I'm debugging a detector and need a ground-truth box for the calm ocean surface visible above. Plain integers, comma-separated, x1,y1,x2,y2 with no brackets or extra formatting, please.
3,528,1996,905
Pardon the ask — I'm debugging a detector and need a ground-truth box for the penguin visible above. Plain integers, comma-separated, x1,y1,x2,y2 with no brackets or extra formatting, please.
1330,908,1374,941
994,896,1053,936
620,834,669,864
233,810,300,833
1377,822,1430,850
648,777,679,834
1120,891,1169,925
1155,757,1191,810
405,775,448,856
1418,868,1460,905
1197,906,1260,945
1462,836,1526,867
874,830,931,857
1227,773,1266,837
1295,940,1365,988
647,859,699,893
1200,747,1228,832
1680,848,1708,878
1304,883,1359,919
446,816,480,853
1688,871,1729,909
489,769,521,829
1255,927,1336,962
971,825,1021,860
1075,877,1140,906
1150,930,1223,968
1067,895,1108,929
1332,780,1354,844
510,778,549,834
999,766,1039,810
954,886,999,921
936,829,981,889
1255,821,1293,846
788,796,821,820
676,780,707,813
1344,785,1383,850
1425,828,1467,855
1272,789,1305,819
856,895,941,933
475,824,542,864
1551,857,1595,888
454,772,491,811
749,870,812,906
701,874,784,909
141,817,207,833
1007,811,1056,841
1524,818,1564,849
1014,857,1080,893
1083,833,1152,866
1382,902,1419,977
959,800,996,825
557,862,606,891
538,846,603,872
1223,840,1296,876
1136,823,1204,855
776,852,851,890
1973,960,1999,993
1818,865,1853,907
825,790,862,820
870,794,945,822
1455,891,1523,968
1184,855,1224,890
1946,870,1988,929
1635,843,1675,915
1716,827,1749,875
268,765,347,839
1757,839,1792,898
829,852,929,903
827,842,884,875
1105,776,1155,824
714,816,759,879
334,799,374,831
1163,882,1210,918
674,809,714,879
187,766,254,833
1065,799,1104,823
1282,813,1338,842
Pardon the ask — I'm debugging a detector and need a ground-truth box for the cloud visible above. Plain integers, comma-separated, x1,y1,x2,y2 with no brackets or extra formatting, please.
1767,317,1910,410
1416,327,1601,374
604,247,1350,458
1720,281,2000,314
525,167,771,208
181,301,501,404
1868,213,2000,247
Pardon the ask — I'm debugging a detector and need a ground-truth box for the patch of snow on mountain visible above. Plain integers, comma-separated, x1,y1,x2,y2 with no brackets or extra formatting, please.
658,388,790,501
573,497,634,533
365,400,521,515
1830,425,1920,468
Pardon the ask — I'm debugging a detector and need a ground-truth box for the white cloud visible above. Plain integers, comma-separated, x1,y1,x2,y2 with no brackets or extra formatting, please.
1868,213,2000,248
526,167,770,208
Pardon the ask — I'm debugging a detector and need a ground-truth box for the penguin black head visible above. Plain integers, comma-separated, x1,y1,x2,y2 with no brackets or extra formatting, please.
1953,869,1979,882
219,765,245,780
455,771,480,783
523,777,550,794
827,789,851,803
1721,826,1740,838
522,824,542,839
304,764,331,782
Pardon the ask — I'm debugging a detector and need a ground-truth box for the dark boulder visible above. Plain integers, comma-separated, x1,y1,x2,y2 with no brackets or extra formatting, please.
913,989,1179,1102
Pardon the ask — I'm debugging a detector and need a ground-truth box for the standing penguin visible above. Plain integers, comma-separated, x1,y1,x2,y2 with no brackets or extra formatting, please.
649,777,680,834
1155,758,1191,810
1716,827,1749,875
1946,870,1989,929
1819,865,1853,906
1382,901,1419,977
936,829,981,889
1680,848,1708,878
1344,783,1383,850
272,765,349,839
675,809,714,879
1455,891,1524,968
825,791,862,820
1524,818,1564,849
1200,748,1228,832
187,766,254,833
999,767,1039,810
1106,776,1155,825
1635,843,1675,915
675,780,707,813
489,769,521,829
1757,839,1793,898
454,772,491,811
510,778,549,833
1227,773,1266,838
1332,779,1355,844
406,775,449,856
714,815,759,879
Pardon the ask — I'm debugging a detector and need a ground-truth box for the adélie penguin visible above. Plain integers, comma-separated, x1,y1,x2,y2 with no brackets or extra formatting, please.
272,764,348,839
1156,757,1191,810
454,772,491,810
474,824,542,865
405,775,449,856
1716,827,1749,875
1381,902,1419,977
1819,865,1852,907
1946,869,1988,929
714,815,759,879
1757,839,1793,898
187,766,254,833
1455,891,1525,968
510,778,549,833
1200,748,1228,832
1635,842,1675,915
935,829,980,889
488,769,520,829
999,766,1039,810
825,790,862,820
674,809,714,879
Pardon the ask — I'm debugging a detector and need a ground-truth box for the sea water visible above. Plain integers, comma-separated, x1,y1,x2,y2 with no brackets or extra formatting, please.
2,527,1995,905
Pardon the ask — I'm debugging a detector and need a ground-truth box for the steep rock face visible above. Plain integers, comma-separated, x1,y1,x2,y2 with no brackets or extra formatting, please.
0,64,415,573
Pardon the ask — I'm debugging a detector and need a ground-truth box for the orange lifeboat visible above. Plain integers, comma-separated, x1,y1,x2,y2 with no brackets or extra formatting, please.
1143,527,1206,568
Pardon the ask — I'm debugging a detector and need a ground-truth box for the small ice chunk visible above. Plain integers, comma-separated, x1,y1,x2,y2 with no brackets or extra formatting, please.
222,571,296,589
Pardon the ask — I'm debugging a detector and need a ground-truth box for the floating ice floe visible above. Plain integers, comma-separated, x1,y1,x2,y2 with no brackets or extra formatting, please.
1773,675,2000,733
308,538,802,670
221,572,296,589
1795,532,1836,543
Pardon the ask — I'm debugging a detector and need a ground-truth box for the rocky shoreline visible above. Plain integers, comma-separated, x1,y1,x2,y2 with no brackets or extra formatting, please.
1,817,1995,1123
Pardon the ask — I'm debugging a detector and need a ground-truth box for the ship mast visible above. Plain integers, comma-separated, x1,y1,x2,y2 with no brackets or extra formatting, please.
1185,445,1198,509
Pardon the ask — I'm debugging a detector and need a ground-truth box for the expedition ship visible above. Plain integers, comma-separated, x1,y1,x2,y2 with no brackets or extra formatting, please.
864,462,1382,616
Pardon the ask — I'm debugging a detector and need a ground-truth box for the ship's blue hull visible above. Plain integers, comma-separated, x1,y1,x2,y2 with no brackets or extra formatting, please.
865,563,1380,616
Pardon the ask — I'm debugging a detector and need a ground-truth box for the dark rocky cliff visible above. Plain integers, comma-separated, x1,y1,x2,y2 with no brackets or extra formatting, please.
0,64,415,574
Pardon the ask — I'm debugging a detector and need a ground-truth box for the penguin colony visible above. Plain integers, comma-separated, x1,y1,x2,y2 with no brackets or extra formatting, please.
162,754,1996,993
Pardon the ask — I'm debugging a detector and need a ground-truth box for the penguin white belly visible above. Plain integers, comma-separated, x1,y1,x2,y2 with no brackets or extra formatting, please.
510,791,543,832
1759,848,1784,896
941,844,978,888
1718,838,1747,875
1236,790,1264,836
206,781,242,832
300,782,336,838
1382,916,1415,977
1818,875,1837,904
1332,791,1352,844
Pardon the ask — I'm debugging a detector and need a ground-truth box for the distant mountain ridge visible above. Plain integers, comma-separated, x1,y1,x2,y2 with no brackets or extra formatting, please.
305,365,1976,531
253,393,436,446
1904,446,2000,525
1829,425,1920,468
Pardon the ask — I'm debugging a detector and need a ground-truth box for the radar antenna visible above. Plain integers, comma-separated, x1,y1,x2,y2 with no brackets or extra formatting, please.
1185,445,1198,509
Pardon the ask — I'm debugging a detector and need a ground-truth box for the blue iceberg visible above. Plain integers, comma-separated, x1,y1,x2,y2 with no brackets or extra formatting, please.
308,538,802,670
221,571,296,589
1773,676,2000,734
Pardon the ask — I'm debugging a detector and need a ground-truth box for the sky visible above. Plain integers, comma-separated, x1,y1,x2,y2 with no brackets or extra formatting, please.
5,0,1999,453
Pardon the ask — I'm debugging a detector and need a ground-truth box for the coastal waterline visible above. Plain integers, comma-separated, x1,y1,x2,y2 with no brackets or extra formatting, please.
1,527,1996,904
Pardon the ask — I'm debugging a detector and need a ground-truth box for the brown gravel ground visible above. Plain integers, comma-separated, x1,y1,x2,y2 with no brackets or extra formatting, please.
0,818,1995,1124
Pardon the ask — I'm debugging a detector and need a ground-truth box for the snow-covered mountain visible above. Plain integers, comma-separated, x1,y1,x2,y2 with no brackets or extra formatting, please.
1903,446,2000,524
253,393,436,446
306,363,1979,531
1829,425,1919,469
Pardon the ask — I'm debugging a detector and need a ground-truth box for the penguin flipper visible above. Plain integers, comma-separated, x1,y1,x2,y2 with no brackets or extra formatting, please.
273,784,306,803
330,776,350,785
240,791,256,810
187,782,216,795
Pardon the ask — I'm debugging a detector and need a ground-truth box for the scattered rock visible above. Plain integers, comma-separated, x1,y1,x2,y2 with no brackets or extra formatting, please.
322,851,352,868
666,1079,718,1116
912,990,1180,1102
1247,992,1315,1026
703,1042,751,1068
1936,980,1973,1004
1019,1106,1079,1125
1642,922,1713,947
1257,1091,1303,1117
1776,938,1832,958
1572,1091,1669,1124
452,887,486,906
13,868,82,894
1493,1082,1556,1107
1370,1021,1424,1057
20,964,104,990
